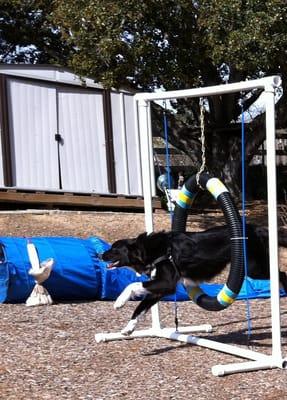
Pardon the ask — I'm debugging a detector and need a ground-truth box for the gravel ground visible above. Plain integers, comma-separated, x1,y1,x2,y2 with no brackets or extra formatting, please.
0,209,287,399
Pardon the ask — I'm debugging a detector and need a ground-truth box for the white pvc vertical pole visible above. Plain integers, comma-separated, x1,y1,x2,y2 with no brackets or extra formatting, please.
137,98,161,329
137,99,154,233
120,93,130,194
147,103,156,197
265,85,282,364
133,97,143,195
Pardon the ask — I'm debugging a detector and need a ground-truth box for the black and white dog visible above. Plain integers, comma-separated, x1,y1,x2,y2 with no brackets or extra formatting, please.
102,224,287,335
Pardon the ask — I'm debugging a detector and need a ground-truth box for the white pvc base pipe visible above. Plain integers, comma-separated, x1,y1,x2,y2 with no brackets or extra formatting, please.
212,359,283,377
95,325,286,376
95,324,212,343
159,330,268,362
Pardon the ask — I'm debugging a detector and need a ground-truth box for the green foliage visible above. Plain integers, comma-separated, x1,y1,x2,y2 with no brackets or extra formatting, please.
52,0,204,89
0,0,72,63
2,0,287,196
52,0,287,91
2,1,287,92
198,0,287,76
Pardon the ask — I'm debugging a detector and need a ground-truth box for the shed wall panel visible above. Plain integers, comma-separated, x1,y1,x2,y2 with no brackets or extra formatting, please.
111,92,142,195
0,122,4,185
58,88,109,193
7,78,59,188
124,94,142,195
111,92,128,194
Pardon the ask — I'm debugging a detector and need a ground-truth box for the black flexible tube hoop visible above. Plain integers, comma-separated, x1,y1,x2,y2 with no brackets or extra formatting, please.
172,173,244,311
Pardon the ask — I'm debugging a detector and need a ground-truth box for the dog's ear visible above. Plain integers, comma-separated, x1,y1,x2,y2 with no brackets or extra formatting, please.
136,231,167,254
125,238,137,247
135,232,148,248
133,232,149,258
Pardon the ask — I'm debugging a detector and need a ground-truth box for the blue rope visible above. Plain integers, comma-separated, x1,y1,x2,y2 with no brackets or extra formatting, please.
163,102,178,330
241,102,252,341
163,103,173,222
163,105,172,196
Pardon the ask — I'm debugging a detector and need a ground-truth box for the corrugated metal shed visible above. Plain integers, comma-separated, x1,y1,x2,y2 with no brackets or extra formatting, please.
0,65,143,196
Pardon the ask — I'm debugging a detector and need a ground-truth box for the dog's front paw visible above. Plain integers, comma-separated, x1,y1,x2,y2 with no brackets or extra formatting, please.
121,319,138,335
114,285,133,309
114,282,148,310
114,292,129,309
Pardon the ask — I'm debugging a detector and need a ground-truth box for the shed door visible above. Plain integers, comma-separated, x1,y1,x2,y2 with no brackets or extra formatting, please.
7,78,59,189
57,88,108,193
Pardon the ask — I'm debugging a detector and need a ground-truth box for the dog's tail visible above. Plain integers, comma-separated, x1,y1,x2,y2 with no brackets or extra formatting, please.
254,225,287,248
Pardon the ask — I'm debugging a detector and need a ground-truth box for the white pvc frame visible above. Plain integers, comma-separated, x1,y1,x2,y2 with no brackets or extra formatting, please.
96,76,286,376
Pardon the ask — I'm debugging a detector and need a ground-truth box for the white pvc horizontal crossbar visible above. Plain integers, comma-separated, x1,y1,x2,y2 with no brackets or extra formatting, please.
135,76,281,102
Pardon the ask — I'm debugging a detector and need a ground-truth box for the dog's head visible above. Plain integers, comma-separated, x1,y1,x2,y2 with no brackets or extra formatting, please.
102,236,148,275
102,231,169,275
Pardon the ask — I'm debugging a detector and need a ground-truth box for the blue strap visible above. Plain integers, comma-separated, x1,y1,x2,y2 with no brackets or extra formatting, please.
163,102,178,330
163,105,172,196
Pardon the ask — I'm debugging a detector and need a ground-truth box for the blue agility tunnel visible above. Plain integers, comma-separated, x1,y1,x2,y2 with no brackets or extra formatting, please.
0,236,148,303
0,237,104,303
0,236,282,304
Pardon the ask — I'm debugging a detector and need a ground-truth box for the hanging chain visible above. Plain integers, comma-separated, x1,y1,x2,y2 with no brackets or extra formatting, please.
196,98,207,188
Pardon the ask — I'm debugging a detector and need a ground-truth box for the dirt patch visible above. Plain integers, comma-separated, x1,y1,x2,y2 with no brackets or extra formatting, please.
0,209,287,399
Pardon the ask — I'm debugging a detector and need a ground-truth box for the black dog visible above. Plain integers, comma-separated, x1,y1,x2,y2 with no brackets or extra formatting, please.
102,224,287,335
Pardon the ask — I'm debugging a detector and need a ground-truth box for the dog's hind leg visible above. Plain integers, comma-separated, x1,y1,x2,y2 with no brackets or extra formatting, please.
121,295,161,335
121,319,139,335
